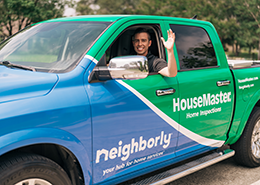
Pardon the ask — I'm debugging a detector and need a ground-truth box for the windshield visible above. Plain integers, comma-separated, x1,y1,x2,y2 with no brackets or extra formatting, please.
0,21,110,73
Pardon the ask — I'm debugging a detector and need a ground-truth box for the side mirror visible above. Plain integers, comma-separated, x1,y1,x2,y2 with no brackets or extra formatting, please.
89,56,149,82
108,55,148,79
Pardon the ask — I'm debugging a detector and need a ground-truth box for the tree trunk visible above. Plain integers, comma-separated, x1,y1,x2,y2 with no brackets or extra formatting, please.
236,43,239,56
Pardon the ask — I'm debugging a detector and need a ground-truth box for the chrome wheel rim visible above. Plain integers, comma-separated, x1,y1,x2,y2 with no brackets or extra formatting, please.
15,179,52,185
252,120,260,158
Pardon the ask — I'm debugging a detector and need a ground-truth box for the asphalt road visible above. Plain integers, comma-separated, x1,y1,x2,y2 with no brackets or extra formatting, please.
167,157,260,185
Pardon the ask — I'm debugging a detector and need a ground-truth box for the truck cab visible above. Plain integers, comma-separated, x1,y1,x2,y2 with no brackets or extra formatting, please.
0,15,259,185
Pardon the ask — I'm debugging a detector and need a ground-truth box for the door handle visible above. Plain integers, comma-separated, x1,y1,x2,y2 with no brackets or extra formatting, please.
217,80,231,87
156,88,175,96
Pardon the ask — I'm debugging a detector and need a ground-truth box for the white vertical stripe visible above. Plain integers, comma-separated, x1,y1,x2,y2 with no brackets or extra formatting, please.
84,55,98,64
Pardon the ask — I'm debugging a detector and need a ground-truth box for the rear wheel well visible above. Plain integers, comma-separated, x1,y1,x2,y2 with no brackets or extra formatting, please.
256,100,260,107
0,144,84,185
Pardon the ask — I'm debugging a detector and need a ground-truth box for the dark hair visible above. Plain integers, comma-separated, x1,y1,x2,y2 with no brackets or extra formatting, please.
132,28,151,41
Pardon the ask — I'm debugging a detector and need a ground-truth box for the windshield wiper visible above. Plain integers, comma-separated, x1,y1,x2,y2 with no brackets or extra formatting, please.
0,61,36,71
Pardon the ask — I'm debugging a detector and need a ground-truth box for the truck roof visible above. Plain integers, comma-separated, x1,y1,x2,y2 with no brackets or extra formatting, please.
39,14,199,24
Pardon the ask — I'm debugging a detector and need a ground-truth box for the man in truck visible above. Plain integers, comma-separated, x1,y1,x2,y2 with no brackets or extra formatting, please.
132,28,178,77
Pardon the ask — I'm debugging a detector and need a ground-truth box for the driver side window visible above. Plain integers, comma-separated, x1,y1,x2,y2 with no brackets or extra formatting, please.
97,25,165,67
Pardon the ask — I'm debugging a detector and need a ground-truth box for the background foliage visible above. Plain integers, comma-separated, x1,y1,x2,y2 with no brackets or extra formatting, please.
0,0,74,40
0,0,260,59
76,0,260,59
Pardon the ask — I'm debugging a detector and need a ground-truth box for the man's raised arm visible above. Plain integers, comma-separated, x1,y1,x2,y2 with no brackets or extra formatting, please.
159,29,177,77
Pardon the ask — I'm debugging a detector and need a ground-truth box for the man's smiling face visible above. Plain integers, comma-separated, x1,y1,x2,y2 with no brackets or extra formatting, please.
132,32,152,56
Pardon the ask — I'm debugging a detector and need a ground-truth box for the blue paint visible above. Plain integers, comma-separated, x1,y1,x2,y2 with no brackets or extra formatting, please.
0,54,217,185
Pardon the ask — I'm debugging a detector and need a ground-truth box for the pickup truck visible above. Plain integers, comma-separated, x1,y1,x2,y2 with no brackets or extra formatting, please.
0,15,259,185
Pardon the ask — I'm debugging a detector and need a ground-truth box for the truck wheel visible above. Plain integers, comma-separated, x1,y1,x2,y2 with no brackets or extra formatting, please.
0,153,72,185
231,107,260,167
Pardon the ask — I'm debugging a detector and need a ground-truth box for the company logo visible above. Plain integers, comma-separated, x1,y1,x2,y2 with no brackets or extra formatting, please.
173,91,232,112
95,131,172,163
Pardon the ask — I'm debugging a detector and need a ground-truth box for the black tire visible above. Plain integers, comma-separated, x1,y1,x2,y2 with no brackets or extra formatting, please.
231,107,260,167
0,153,72,185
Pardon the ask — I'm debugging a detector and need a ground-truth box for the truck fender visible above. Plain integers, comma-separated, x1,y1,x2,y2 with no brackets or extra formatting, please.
228,89,260,144
0,128,91,184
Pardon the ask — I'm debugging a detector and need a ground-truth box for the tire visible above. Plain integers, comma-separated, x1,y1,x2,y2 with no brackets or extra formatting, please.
0,153,72,185
231,107,260,167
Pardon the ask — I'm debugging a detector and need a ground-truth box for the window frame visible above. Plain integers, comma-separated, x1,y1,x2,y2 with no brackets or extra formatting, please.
169,24,219,71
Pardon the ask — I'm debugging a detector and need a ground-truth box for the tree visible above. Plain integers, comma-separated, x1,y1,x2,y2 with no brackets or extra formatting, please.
96,0,138,14
236,0,260,59
199,0,240,53
76,0,96,15
183,41,217,68
76,0,139,15
75,0,260,59
0,0,74,39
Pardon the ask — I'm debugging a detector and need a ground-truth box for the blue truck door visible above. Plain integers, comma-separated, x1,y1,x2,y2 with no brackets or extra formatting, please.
85,22,180,184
